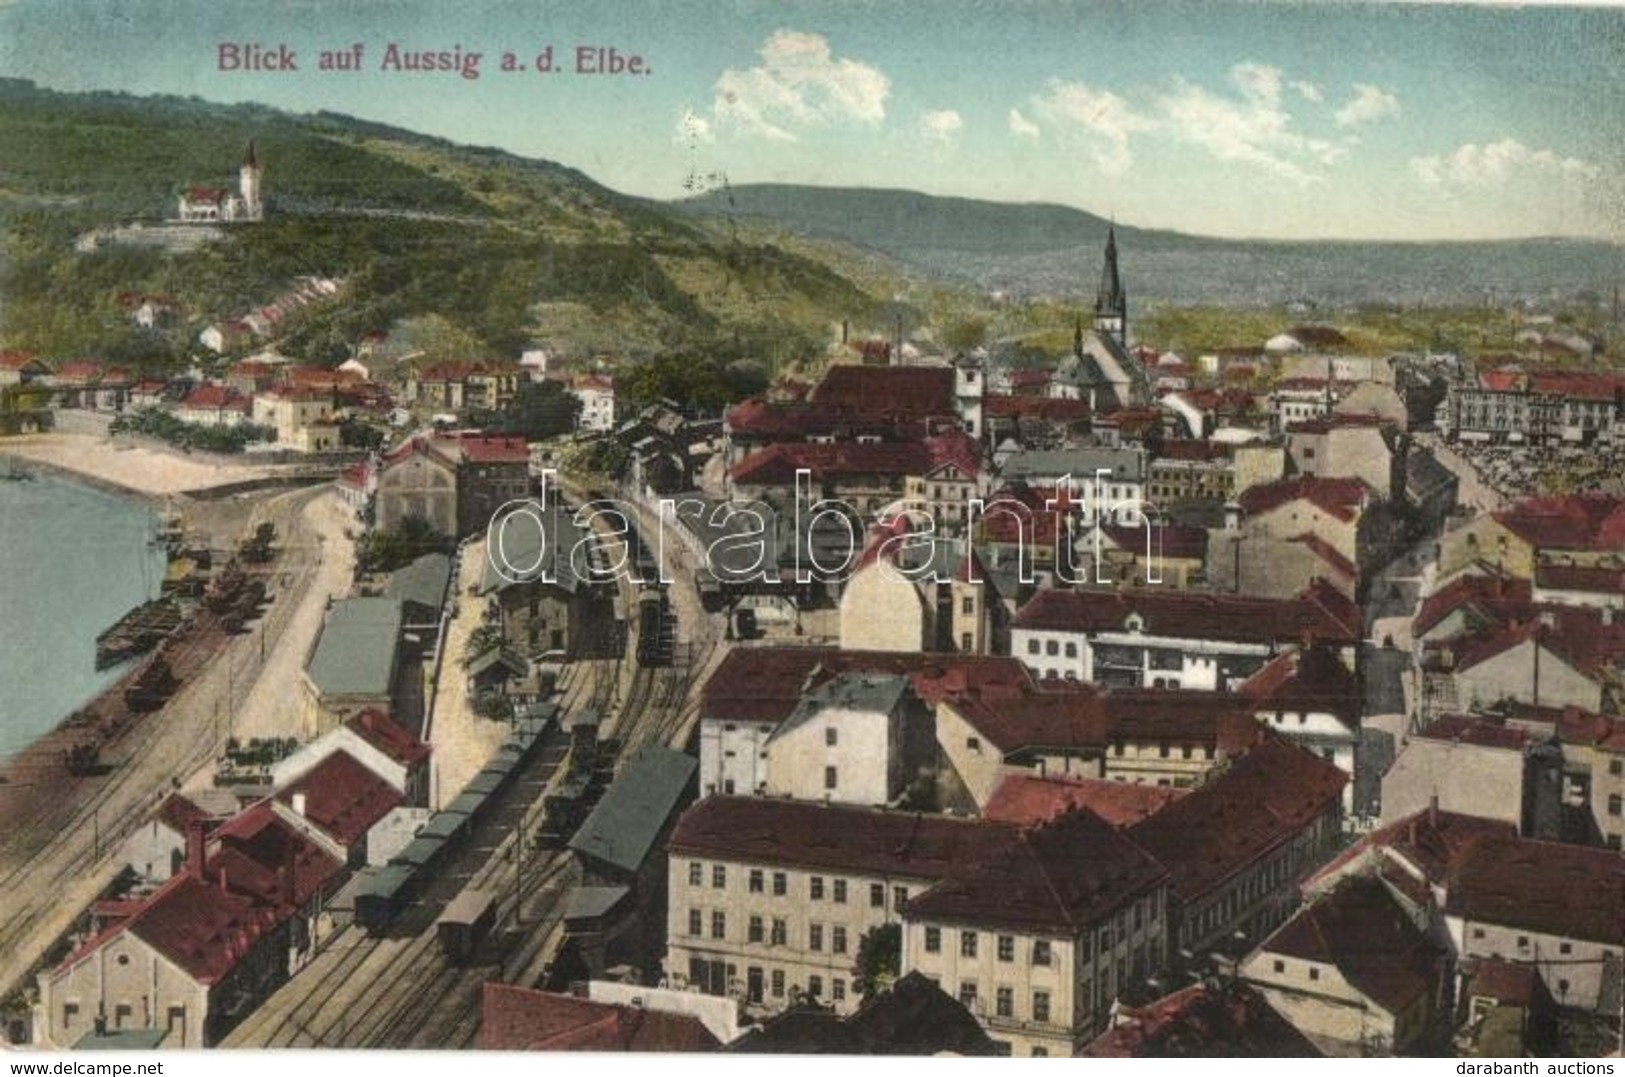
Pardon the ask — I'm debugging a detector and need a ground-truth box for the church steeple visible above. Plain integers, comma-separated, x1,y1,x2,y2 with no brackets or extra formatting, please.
1093,226,1127,349
1074,316,1084,359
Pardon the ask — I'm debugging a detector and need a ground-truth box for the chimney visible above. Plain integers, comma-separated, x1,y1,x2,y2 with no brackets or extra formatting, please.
218,866,229,894
292,791,307,817
185,819,207,880
1428,794,1439,827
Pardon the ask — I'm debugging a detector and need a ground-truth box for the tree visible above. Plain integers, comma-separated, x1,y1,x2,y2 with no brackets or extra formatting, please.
502,379,581,441
853,923,901,1001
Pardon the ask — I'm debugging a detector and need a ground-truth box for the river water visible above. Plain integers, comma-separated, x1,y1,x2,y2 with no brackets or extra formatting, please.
0,469,166,759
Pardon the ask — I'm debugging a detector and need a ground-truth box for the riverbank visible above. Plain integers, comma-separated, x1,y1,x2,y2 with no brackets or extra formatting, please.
0,432,281,499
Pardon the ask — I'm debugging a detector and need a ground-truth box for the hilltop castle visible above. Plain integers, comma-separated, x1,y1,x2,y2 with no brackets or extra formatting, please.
175,141,263,223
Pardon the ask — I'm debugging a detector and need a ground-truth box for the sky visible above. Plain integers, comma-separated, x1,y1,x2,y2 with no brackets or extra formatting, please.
1,0,1622,242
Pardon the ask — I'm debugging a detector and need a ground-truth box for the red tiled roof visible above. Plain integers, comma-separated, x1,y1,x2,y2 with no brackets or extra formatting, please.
346,708,432,767
1445,836,1625,946
731,441,932,486
0,349,41,370
1460,958,1548,1009
1535,561,1625,596
903,807,1168,933
700,647,1034,726
451,434,530,464
480,984,718,1052
983,394,1091,421
1155,439,1231,462
1011,580,1362,646
922,428,982,478
1415,714,1532,752
183,186,225,203
1308,806,1516,891
1527,370,1625,402
59,805,343,986
669,796,1015,881
276,750,403,848
1261,876,1442,1014
1414,575,1533,639
984,774,1188,828
1238,476,1369,524
1493,495,1625,553
1082,982,1321,1057
949,686,1266,758
179,385,250,412
209,803,343,909
1099,522,1209,562
155,793,213,835
811,365,956,419
1239,646,1360,729
1128,739,1346,902
1500,702,1625,752
54,360,104,384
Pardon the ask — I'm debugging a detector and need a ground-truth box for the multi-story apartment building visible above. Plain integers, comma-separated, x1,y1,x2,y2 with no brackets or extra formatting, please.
664,797,1009,1015
902,808,1170,1056
1008,580,1362,689
1127,739,1347,961
663,796,1171,1057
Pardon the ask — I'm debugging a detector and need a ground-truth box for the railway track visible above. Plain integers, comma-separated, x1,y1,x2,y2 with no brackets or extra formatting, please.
0,485,331,997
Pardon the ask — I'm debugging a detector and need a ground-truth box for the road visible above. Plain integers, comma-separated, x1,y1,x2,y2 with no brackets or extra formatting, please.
0,482,335,999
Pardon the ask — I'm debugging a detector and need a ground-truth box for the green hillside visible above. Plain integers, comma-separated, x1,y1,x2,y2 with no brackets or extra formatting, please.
0,80,885,370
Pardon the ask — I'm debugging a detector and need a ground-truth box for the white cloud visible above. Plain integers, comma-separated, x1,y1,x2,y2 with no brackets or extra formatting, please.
1027,79,1153,175
1008,107,1040,139
675,107,715,145
1156,62,1323,183
711,30,890,142
920,109,963,147
1335,83,1400,128
1411,138,1601,187
1292,80,1324,104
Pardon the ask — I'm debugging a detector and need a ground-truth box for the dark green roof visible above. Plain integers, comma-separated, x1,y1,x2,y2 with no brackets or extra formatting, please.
306,597,403,698
569,746,696,874
480,504,592,595
386,552,452,610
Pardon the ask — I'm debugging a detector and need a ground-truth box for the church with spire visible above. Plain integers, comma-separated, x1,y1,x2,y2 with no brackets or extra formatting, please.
175,141,264,224
1052,227,1147,411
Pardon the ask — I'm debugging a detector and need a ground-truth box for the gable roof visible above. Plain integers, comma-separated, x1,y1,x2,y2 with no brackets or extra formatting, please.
811,365,956,419
905,807,1168,933
1011,580,1362,646
345,708,431,767
568,746,696,875
305,597,402,698
729,971,999,1056
1238,476,1369,523
984,774,1189,829
1128,739,1346,902
1445,835,1625,945
668,797,1014,881
275,750,403,848
480,984,718,1052
1082,982,1322,1057
1259,876,1442,1014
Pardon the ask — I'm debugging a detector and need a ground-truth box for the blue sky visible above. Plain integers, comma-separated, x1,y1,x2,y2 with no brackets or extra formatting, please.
2,0,1621,241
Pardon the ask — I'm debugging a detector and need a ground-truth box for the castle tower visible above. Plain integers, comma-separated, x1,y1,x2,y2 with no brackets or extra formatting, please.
239,141,262,221
953,352,984,440
1094,226,1127,349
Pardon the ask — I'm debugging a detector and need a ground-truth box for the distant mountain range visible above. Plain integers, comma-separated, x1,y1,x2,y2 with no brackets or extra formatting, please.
675,184,1624,308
